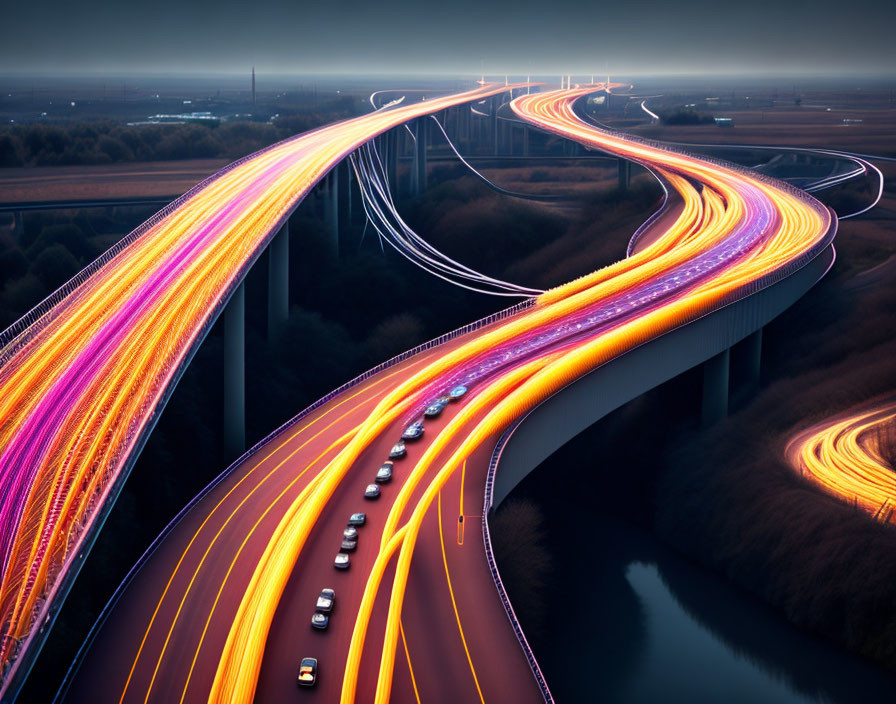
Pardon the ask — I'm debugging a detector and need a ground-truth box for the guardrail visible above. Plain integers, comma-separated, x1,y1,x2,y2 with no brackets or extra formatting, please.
482,420,554,703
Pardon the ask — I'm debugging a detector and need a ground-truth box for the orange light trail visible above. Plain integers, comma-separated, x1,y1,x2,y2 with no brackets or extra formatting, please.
788,400,896,521
207,92,833,704
0,82,520,695
36,83,837,704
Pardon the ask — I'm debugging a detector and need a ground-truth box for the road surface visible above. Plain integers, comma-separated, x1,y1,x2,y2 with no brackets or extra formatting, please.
61,85,834,704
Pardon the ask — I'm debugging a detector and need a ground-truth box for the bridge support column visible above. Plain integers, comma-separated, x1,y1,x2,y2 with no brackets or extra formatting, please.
338,159,351,235
701,347,730,426
522,125,530,157
224,281,245,457
743,327,762,389
384,129,398,194
491,95,500,156
618,159,631,190
344,160,354,226
412,117,428,196
267,222,289,340
324,170,339,257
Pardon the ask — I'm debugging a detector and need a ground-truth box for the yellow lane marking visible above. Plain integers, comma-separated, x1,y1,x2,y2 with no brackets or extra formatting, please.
438,492,485,704
400,621,422,704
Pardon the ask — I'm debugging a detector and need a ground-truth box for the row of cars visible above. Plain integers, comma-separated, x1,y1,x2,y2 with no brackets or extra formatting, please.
298,512,368,687
297,385,469,689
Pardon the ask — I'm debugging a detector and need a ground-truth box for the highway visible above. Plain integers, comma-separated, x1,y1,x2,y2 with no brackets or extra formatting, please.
0,82,519,699
58,83,835,704
787,399,896,522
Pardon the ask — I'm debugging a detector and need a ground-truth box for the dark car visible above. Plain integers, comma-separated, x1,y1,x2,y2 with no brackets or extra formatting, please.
449,384,468,399
340,538,358,552
375,463,393,483
389,440,407,459
402,420,424,440
311,612,329,631
334,553,350,570
364,483,381,499
424,400,447,418
315,588,335,613
348,512,367,526
297,657,318,687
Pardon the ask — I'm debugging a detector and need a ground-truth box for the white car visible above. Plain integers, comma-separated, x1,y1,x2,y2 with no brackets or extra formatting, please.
334,553,350,570
389,440,407,459
315,588,335,613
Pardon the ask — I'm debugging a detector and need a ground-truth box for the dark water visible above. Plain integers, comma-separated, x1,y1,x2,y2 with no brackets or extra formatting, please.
526,509,896,704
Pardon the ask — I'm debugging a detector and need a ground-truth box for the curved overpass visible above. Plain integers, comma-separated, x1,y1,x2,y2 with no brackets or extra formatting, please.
57,85,835,704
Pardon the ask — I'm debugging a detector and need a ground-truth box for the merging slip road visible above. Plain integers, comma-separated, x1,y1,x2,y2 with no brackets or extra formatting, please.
58,84,835,704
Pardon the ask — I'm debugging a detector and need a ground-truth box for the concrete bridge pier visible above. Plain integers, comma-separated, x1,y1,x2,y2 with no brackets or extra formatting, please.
491,95,500,156
618,159,631,190
522,125,530,157
742,327,762,389
338,159,352,233
323,169,339,256
412,117,428,196
224,281,246,457
267,222,289,340
386,129,398,194
701,347,730,426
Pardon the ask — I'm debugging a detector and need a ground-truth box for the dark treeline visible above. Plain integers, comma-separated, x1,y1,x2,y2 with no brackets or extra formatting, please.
660,109,717,126
0,96,356,168
0,209,160,329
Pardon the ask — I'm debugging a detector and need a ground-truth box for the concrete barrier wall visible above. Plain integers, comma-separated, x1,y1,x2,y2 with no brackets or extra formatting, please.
492,244,835,506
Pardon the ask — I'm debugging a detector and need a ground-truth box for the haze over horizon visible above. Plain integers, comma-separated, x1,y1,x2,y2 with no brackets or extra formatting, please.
4,0,895,77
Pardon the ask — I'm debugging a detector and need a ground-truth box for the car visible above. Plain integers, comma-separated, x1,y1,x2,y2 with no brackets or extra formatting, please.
311,612,329,630
424,400,447,418
343,526,359,541
449,384,468,400
348,512,367,526
334,553,350,570
341,539,358,552
375,463,393,483
402,420,424,440
389,440,407,459
297,657,318,687
364,483,381,499
315,588,335,612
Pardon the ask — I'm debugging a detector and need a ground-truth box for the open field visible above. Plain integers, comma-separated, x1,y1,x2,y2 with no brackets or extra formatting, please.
629,108,896,155
0,159,228,203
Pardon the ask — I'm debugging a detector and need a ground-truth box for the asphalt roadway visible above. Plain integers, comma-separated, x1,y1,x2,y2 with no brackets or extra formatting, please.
64,327,543,704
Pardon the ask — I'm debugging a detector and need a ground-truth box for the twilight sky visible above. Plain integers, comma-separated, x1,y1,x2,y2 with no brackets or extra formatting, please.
4,0,895,76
